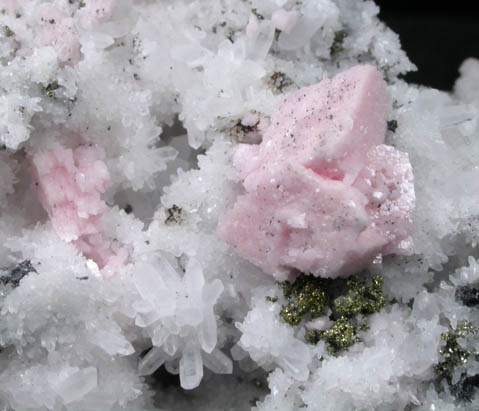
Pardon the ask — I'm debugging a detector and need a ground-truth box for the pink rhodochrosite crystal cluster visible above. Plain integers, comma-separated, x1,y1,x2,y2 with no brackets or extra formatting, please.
39,5,81,66
219,65,415,279
32,144,128,278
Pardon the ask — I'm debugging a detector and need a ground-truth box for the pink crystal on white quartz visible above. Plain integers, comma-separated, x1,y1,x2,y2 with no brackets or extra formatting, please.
245,15,260,39
75,233,128,279
271,9,300,34
33,145,127,278
218,65,415,279
80,0,117,28
40,6,81,66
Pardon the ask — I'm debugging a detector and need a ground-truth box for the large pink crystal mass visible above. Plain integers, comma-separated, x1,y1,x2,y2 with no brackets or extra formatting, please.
218,65,415,279
33,145,109,242
33,144,128,277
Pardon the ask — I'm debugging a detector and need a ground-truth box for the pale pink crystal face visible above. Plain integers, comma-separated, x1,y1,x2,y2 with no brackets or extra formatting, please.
81,0,117,27
218,65,415,279
33,145,127,277
271,9,299,34
33,145,109,242
40,6,81,66
74,234,128,279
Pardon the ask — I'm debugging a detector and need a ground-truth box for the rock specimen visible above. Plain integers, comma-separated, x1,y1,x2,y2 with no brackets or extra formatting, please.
2,1,479,409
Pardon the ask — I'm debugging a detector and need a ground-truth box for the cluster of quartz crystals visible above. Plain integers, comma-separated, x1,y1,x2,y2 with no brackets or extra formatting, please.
134,256,230,390
1,0,479,410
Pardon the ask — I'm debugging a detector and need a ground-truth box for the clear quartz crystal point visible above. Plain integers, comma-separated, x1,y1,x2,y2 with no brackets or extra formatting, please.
248,21,275,61
138,347,168,376
277,340,311,381
179,342,203,390
55,367,98,404
202,349,233,374
134,258,177,318
198,310,217,354
198,279,224,353
152,325,169,346
164,336,178,357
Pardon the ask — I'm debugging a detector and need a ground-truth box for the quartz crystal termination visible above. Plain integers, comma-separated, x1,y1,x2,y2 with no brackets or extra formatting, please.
219,65,415,279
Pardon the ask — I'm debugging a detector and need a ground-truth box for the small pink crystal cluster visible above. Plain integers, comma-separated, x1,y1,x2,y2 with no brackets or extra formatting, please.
32,144,127,278
219,65,415,279
40,5,81,66
32,0,117,66
81,0,117,26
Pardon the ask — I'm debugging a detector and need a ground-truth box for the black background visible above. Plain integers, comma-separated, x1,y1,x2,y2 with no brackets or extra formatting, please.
375,2,479,91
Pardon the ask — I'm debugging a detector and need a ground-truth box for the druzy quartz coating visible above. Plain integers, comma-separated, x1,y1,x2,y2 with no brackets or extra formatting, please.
219,65,415,279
